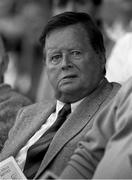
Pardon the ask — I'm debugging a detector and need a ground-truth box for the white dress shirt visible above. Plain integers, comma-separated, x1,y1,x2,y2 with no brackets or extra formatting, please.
15,99,83,170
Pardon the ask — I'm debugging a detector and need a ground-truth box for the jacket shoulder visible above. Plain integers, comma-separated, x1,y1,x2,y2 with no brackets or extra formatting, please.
20,100,56,114
15,100,56,124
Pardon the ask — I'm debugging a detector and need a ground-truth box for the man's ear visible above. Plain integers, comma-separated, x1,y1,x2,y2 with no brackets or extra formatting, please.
2,53,9,74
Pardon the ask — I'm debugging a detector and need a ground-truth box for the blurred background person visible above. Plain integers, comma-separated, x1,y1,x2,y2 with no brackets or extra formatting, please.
100,0,132,84
0,35,32,152
106,33,132,84
52,0,102,22
0,0,50,102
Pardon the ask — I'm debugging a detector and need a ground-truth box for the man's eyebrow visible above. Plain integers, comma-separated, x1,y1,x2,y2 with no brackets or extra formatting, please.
46,49,60,56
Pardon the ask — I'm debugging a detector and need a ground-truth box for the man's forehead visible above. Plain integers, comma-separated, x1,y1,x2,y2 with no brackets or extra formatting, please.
45,24,88,47
46,23,87,39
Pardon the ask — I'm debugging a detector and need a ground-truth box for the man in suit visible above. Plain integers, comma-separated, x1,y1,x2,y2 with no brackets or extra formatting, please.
59,77,132,179
0,12,120,179
0,36,32,151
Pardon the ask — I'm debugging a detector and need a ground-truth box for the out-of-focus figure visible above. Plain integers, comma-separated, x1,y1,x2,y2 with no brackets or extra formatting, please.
0,35,32,151
106,33,132,84
100,0,132,84
52,0,102,20
0,0,50,102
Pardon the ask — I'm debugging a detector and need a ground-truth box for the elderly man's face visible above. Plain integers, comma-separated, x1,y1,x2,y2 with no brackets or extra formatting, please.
45,24,104,102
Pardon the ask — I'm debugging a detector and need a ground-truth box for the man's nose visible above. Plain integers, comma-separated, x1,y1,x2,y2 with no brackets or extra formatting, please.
61,54,72,69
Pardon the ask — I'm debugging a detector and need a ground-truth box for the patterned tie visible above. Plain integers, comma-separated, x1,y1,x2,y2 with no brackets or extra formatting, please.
23,103,71,179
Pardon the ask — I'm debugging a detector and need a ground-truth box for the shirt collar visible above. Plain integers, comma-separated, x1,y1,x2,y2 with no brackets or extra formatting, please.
56,98,85,115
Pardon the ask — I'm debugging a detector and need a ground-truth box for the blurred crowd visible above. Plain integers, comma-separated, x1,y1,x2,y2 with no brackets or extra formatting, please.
0,0,132,102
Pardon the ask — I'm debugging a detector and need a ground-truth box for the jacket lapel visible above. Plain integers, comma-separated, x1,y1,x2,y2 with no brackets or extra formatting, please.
0,102,56,161
36,79,112,178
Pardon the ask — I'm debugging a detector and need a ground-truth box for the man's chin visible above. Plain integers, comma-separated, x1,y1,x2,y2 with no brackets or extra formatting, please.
60,86,76,94
55,86,78,102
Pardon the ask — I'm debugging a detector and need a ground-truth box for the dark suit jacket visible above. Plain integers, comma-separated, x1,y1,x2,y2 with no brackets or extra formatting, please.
0,84,32,151
60,77,132,179
0,79,120,178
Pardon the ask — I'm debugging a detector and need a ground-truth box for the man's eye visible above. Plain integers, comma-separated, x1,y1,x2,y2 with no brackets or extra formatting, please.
71,51,82,58
51,54,62,64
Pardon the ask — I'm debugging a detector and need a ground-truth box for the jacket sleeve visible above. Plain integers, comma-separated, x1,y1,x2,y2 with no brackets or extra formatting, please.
93,83,132,179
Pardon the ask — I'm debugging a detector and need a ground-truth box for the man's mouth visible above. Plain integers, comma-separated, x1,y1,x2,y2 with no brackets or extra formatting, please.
62,75,77,79
59,75,77,85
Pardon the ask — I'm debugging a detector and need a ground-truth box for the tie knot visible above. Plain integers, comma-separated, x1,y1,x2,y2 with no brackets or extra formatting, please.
53,103,71,131
58,103,71,119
